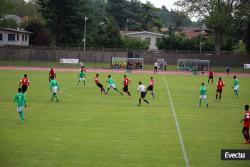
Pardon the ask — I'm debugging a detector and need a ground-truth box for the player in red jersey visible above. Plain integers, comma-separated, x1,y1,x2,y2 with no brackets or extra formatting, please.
19,74,30,93
94,74,105,93
49,68,56,82
241,105,250,144
122,75,131,96
208,68,214,84
147,77,155,98
215,77,225,101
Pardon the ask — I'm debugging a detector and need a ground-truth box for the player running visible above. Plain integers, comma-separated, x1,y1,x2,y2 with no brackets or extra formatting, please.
123,75,131,96
94,74,106,93
232,75,239,97
50,76,60,102
106,75,123,95
147,77,155,99
215,77,225,101
241,105,250,144
198,82,208,107
19,74,30,93
208,68,214,84
13,88,26,122
137,81,149,106
77,69,86,87
49,68,56,82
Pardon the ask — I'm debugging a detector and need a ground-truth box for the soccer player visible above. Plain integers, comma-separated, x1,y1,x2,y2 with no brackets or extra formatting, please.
123,75,131,96
94,74,106,93
232,75,239,97
106,75,123,95
208,68,214,84
198,82,208,107
77,69,86,87
154,62,158,74
80,65,87,72
147,77,155,99
49,68,56,82
241,105,250,144
215,77,225,101
137,81,149,106
19,74,30,93
13,88,26,122
50,76,60,102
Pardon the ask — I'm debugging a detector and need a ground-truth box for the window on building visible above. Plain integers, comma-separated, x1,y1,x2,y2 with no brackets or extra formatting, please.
145,38,151,45
25,35,27,41
0,34,2,41
17,34,19,41
22,34,24,41
8,34,15,41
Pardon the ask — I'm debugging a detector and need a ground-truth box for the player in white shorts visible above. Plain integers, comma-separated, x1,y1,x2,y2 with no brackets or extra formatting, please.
232,75,239,97
198,82,208,107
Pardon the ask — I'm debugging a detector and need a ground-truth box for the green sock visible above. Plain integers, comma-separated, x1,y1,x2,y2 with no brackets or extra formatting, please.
19,112,22,121
55,94,59,101
21,111,25,120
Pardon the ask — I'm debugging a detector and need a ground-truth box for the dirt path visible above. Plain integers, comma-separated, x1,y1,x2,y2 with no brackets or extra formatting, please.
0,65,250,76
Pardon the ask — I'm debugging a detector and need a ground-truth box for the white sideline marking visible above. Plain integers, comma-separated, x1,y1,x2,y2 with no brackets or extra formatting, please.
163,75,190,167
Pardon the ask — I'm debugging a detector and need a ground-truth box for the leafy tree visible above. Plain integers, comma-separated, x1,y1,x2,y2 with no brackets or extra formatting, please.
22,19,50,45
0,18,18,28
121,36,148,49
6,0,39,17
0,0,13,17
175,0,240,55
36,0,89,45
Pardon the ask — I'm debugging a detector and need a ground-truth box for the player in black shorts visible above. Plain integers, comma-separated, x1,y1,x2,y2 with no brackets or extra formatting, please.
94,74,106,93
147,77,155,98
123,75,131,96
137,81,149,106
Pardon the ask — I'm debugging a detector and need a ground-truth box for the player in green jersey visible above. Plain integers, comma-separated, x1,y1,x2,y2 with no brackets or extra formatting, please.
198,82,208,108
50,76,60,102
13,88,26,122
77,69,86,87
106,75,123,95
232,75,239,97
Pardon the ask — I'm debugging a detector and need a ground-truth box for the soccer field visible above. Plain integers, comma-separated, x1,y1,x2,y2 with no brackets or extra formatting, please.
0,69,249,167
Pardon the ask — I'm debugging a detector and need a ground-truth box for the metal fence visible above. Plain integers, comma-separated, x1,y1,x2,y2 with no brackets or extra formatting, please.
0,45,249,68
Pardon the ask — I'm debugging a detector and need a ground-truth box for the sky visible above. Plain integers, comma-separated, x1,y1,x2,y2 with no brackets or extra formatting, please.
139,0,178,9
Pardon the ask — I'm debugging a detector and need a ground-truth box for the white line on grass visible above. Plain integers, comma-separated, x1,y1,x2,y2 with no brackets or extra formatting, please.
163,75,190,167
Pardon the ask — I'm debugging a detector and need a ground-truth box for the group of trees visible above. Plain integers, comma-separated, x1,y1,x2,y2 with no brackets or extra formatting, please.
0,0,249,54
175,0,250,54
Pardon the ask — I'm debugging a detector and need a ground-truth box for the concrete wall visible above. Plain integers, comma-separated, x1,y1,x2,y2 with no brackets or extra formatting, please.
0,46,249,67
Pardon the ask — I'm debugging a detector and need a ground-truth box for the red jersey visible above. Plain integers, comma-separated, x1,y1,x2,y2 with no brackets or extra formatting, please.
123,77,129,86
243,111,250,127
49,69,56,77
20,77,30,86
217,80,224,89
149,79,155,86
208,70,213,77
94,77,99,84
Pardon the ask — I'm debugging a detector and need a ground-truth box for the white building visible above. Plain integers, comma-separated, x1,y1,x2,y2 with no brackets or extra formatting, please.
0,27,32,46
122,31,166,50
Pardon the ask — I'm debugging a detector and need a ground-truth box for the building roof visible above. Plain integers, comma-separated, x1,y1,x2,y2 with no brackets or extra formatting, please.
122,31,165,37
0,27,32,34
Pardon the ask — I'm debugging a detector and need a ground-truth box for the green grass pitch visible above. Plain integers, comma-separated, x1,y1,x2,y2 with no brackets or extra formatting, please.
0,69,249,167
